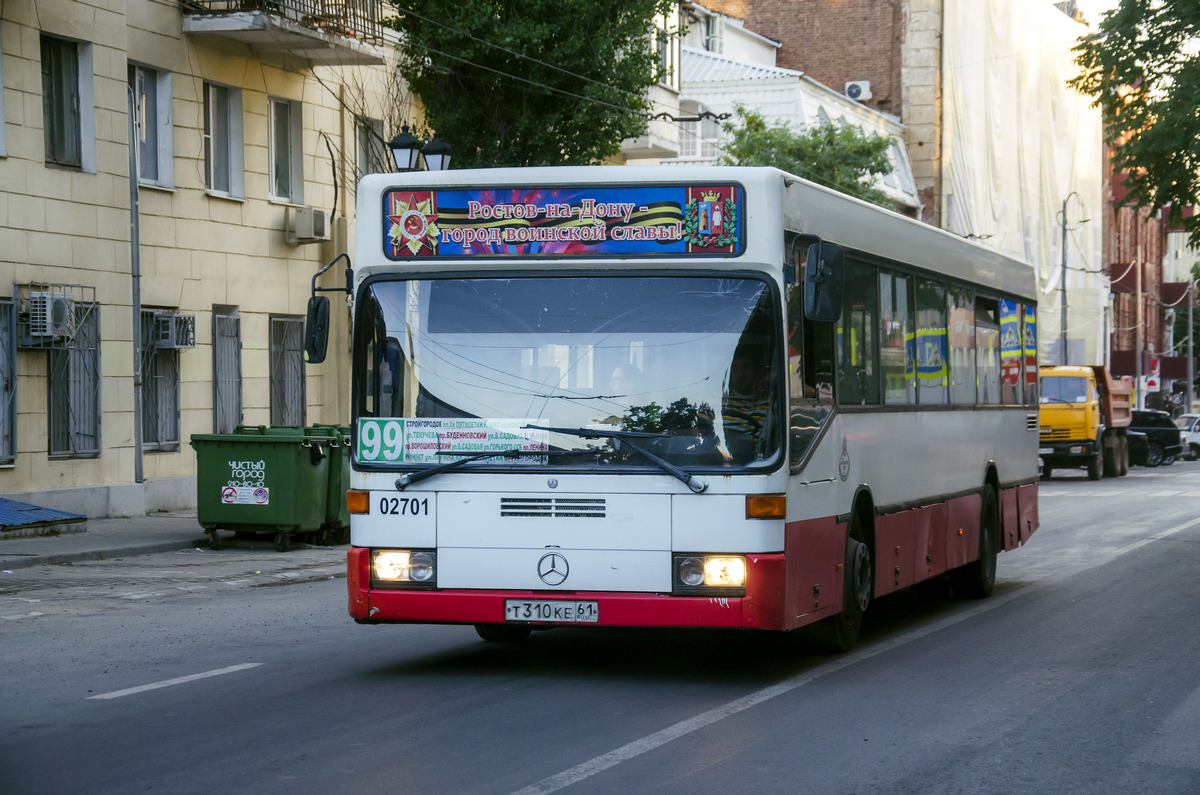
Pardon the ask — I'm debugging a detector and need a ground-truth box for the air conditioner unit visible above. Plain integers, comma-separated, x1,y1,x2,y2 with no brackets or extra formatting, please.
153,312,197,349
845,81,872,101
27,291,75,339
289,206,331,243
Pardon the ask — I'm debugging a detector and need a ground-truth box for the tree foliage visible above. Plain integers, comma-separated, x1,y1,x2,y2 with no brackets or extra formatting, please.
718,106,895,207
384,0,675,168
1070,1,1200,246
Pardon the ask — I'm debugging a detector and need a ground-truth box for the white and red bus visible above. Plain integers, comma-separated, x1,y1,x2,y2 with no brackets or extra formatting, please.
314,166,1039,651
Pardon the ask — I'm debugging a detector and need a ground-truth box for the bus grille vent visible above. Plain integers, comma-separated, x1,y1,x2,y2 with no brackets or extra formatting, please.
1027,414,1039,431
500,497,607,518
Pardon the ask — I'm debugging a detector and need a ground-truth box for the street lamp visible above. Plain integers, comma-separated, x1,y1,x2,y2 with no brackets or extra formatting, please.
1058,192,1088,365
1189,278,1198,413
421,135,452,172
388,125,453,173
388,124,423,172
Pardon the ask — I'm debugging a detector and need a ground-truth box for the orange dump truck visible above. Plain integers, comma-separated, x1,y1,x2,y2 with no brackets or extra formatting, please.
1038,365,1133,480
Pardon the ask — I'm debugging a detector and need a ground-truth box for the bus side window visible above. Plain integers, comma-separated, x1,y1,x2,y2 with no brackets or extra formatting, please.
786,253,834,467
948,286,976,405
975,297,1001,405
837,259,879,406
999,299,1023,405
915,278,948,405
1022,304,1038,405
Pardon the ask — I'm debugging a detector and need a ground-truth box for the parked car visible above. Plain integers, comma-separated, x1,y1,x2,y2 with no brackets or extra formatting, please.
1129,409,1184,467
1126,429,1151,467
1175,413,1200,460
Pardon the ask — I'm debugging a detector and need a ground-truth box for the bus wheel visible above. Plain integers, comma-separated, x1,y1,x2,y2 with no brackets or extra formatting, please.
1087,451,1103,480
1118,438,1129,476
815,515,872,653
474,624,532,643
951,485,997,599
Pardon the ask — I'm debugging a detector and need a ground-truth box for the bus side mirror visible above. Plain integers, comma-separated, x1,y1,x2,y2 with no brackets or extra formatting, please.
804,242,844,322
304,295,330,364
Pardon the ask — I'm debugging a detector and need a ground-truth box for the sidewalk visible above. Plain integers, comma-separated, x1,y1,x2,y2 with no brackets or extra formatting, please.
0,512,207,571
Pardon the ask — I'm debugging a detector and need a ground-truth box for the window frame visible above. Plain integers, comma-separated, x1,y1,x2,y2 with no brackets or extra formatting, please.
140,308,181,452
203,80,244,199
0,22,6,157
0,299,15,465
128,63,174,188
269,315,306,427
48,301,101,459
268,96,303,204
355,116,387,180
40,34,96,173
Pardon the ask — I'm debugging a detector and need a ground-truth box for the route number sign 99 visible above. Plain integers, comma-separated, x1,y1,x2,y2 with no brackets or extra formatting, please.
358,418,403,461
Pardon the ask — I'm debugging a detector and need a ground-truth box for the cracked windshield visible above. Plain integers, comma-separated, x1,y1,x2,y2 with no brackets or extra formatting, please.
355,275,782,469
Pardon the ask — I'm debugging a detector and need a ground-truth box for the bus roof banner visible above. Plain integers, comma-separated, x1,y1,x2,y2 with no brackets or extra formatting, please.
383,184,744,259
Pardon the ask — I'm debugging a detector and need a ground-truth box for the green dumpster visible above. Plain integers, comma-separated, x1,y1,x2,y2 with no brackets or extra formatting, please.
190,424,350,551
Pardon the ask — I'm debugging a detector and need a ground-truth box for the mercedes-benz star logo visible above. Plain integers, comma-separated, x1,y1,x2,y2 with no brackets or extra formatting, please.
537,552,569,586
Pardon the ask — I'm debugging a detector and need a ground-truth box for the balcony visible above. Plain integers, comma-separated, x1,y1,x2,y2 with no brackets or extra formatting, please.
181,1,386,65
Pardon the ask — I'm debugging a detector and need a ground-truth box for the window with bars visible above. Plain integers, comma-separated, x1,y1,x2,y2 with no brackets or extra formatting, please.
48,302,100,458
270,316,305,427
0,299,15,465
213,309,242,434
141,309,180,451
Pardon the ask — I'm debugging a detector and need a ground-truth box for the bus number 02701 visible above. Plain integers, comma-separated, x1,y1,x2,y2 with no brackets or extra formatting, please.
378,496,430,516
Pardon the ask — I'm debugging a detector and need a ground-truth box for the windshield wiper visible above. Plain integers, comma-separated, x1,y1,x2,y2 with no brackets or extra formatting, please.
524,424,708,494
395,448,596,490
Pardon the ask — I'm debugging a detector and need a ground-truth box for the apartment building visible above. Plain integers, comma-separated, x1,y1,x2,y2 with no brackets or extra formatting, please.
0,0,399,516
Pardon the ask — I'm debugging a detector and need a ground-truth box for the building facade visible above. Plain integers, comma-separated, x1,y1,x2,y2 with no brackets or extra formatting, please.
702,0,1110,368
1,0,398,516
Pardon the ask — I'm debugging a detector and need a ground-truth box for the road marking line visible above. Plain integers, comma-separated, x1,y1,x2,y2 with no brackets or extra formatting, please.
87,663,262,700
512,514,1200,795
2,612,44,620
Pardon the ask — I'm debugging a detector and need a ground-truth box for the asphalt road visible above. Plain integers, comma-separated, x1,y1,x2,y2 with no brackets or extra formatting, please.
2,463,1198,794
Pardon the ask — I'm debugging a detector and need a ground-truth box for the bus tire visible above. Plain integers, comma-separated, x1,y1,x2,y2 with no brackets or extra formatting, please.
1087,451,1102,480
1118,437,1129,476
815,514,872,653
951,485,997,599
474,624,532,643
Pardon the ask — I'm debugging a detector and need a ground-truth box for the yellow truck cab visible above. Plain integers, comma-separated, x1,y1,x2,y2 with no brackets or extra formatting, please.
1038,365,1132,480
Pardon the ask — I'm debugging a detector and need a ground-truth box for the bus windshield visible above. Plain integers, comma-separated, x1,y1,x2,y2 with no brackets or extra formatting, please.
354,274,783,470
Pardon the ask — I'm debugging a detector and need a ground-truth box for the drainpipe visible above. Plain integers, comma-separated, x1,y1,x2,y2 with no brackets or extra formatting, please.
127,85,143,484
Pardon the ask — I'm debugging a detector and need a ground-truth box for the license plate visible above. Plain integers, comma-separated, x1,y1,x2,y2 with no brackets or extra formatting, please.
505,599,599,624
1038,447,1052,455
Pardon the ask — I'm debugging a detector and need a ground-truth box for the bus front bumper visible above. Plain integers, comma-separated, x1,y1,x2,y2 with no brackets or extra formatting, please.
346,547,792,630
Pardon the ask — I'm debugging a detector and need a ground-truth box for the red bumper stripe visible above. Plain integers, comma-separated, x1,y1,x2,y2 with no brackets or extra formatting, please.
347,548,789,630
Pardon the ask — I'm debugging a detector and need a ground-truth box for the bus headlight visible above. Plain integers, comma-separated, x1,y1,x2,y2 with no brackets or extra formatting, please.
673,554,746,595
372,549,437,588
704,556,747,587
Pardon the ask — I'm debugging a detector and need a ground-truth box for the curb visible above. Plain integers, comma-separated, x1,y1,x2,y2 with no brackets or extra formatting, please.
0,538,205,572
